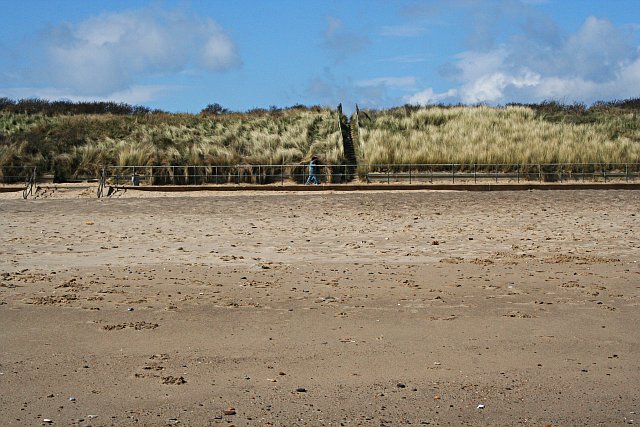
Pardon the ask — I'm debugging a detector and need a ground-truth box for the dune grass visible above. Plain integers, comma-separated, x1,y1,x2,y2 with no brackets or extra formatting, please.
356,104,640,169
1,99,639,182
0,107,343,181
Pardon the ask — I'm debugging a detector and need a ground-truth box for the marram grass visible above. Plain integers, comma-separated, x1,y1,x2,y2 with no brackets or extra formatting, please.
357,105,640,168
1,100,640,181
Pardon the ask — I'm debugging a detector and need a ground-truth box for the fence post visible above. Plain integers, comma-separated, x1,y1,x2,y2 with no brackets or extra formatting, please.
495,164,498,183
516,164,520,183
281,164,284,186
409,166,412,184
560,165,563,183
473,164,477,184
538,164,541,182
452,164,455,184
626,163,629,182
603,164,607,183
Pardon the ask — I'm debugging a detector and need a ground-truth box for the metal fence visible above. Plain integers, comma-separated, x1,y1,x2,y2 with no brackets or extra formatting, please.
3,163,640,197
0,166,36,184
100,164,357,186
0,166,36,199
361,162,640,184
97,163,640,187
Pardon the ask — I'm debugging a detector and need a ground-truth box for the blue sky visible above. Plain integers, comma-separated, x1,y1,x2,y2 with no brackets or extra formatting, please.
1,0,639,112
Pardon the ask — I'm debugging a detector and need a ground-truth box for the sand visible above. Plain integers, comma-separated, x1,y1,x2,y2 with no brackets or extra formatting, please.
0,188,639,426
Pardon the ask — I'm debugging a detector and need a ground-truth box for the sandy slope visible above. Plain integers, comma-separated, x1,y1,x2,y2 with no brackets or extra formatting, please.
0,189,639,426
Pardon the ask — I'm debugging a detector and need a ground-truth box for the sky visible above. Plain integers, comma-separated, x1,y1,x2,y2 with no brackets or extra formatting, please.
1,0,639,113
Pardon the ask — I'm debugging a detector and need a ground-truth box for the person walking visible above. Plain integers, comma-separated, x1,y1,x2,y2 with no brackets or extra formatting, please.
305,155,319,185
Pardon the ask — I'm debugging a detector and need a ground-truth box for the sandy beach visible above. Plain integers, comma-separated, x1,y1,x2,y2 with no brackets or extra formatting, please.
0,188,638,426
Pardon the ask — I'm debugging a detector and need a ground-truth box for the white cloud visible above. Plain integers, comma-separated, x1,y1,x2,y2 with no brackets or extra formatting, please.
356,77,417,88
407,15,640,105
459,70,541,104
404,88,457,105
6,7,240,101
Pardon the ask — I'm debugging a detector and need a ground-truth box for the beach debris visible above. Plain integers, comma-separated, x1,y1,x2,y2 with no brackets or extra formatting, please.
68,397,76,401
43,419,53,423
127,307,134,312
397,383,406,388
477,404,485,409
295,387,307,393
87,415,98,419
223,408,236,416
162,376,186,385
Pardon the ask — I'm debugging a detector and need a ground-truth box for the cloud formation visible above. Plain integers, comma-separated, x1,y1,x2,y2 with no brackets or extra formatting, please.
356,77,417,89
5,7,240,102
406,15,640,105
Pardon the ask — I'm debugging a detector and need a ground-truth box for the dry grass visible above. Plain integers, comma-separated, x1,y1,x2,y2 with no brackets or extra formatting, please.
0,108,343,180
2,101,640,181
357,105,640,168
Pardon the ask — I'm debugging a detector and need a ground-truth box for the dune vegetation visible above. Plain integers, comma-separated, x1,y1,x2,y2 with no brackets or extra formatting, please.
1,97,639,182
0,100,343,181
356,101,640,168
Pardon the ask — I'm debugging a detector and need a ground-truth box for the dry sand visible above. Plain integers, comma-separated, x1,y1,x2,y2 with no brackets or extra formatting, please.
0,187,639,426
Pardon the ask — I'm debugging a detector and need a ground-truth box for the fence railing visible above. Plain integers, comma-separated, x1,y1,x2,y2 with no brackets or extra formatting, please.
95,163,640,187
361,163,640,184
3,163,640,198
0,166,36,199
99,164,357,186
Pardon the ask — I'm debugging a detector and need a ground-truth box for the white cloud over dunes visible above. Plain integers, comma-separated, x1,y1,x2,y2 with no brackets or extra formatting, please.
406,16,640,105
9,7,240,102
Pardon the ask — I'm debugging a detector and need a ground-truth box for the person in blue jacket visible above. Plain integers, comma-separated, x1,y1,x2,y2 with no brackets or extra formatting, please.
306,155,319,185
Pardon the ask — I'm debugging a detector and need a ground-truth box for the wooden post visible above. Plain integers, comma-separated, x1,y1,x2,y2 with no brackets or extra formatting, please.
626,163,629,182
